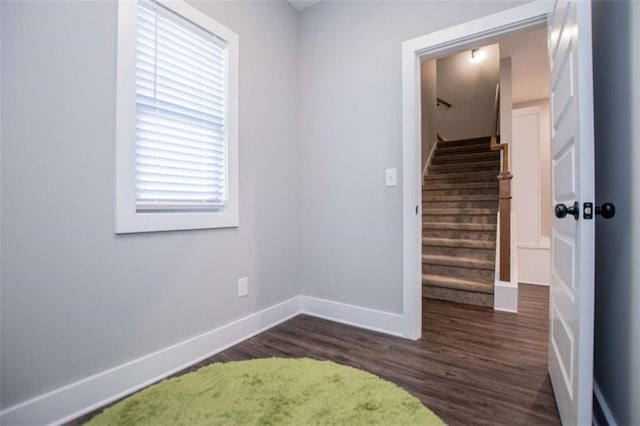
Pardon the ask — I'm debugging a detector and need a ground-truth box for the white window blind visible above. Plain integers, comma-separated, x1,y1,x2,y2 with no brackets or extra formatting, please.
135,0,228,211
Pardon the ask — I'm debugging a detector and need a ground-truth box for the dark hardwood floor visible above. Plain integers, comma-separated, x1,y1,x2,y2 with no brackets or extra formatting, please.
71,284,560,425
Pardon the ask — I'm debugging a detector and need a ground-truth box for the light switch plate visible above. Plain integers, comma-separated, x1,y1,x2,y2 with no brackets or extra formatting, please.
238,277,248,298
385,168,397,187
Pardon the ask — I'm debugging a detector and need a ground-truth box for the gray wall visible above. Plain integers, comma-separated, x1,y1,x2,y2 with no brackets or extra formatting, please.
436,44,500,141
297,1,527,313
420,60,437,171
0,0,298,409
592,1,640,424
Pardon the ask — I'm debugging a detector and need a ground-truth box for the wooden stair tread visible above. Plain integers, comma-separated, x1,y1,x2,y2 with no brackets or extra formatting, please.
422,274,493,293
423,182,498,192
429,160,500,170
434,144,493,155
421,134,500,307
422,222,497,231
425,171,499,180
431,151,500,164
423,194,499,201
422,237,496,249
422,254,494,270
436,136,491,147
423,208,497,215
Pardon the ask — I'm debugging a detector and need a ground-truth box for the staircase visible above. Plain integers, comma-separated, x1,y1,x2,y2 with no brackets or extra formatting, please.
422,136,500,307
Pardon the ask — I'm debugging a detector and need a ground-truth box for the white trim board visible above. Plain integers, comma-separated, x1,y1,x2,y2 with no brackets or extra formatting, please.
422,141,438,177
520,280,549,287
512,105,542,116
512,105,548,249
301,296,405,338
495,281,518,313
593,381,619,426
0,298,301,425
402,1,551,337
0,295,410,425
493,212,519,312
518,243,551,250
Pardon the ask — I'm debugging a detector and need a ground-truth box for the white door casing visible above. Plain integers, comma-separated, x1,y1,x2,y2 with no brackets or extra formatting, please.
401,0,552,339
547,1,596,425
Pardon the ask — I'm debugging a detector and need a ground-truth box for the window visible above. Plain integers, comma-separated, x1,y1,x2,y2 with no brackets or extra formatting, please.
115,0,238,233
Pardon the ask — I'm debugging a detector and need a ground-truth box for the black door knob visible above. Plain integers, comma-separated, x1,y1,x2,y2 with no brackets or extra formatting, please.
596,202,615,219
555,201,580,220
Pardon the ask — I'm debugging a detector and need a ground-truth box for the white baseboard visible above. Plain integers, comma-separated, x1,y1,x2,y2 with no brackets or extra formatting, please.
593,380,618,426
0,296,302,426
494,280,518,313
301,296,405,338
0,294,410,426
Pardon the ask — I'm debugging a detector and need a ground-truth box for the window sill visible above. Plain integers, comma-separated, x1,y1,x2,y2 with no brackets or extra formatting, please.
115,209,239,234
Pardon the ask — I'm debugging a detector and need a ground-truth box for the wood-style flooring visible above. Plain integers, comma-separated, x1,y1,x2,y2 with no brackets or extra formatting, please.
71,284,560,425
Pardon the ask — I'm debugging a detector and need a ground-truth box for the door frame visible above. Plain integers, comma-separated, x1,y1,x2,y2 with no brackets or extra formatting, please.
400,1,553,339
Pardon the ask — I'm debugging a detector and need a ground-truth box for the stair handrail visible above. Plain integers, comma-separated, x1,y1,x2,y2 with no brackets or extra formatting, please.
490,83,513,283
436,97,452,108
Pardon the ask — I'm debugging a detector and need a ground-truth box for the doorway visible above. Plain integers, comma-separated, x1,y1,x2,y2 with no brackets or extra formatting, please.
399,0,552,340
402,1,598,424
418,27,552,310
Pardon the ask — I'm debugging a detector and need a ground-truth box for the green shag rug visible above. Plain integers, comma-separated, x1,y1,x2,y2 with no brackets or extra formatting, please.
85,358,444,425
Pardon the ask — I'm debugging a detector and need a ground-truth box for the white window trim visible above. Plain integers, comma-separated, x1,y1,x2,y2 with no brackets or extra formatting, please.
115,0,239,233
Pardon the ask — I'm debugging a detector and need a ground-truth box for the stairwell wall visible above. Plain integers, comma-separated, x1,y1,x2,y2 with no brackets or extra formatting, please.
436,44,500,141
421,60,437,173
297,0,533,314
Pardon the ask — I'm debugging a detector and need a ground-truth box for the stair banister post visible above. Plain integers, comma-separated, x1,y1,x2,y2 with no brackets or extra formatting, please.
491,83,512,283
498,172,512,282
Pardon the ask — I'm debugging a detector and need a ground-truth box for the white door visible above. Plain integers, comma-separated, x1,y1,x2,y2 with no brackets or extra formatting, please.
548,0,596,425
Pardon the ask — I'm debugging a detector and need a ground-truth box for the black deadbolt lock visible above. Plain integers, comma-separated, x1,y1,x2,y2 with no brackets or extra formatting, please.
584,202,594,219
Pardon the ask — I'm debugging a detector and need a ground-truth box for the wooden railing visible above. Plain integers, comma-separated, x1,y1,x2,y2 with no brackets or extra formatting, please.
436,97,452,108
490,83,512,282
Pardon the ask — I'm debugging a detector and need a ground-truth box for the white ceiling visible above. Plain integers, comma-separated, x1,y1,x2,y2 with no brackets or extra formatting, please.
287,0,323,12
499,27,549,104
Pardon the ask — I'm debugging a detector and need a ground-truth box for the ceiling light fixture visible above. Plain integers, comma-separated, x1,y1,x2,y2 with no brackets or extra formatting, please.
470,48,487,64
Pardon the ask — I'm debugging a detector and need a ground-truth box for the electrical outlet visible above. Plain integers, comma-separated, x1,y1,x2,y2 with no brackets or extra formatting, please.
237,277,249,298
